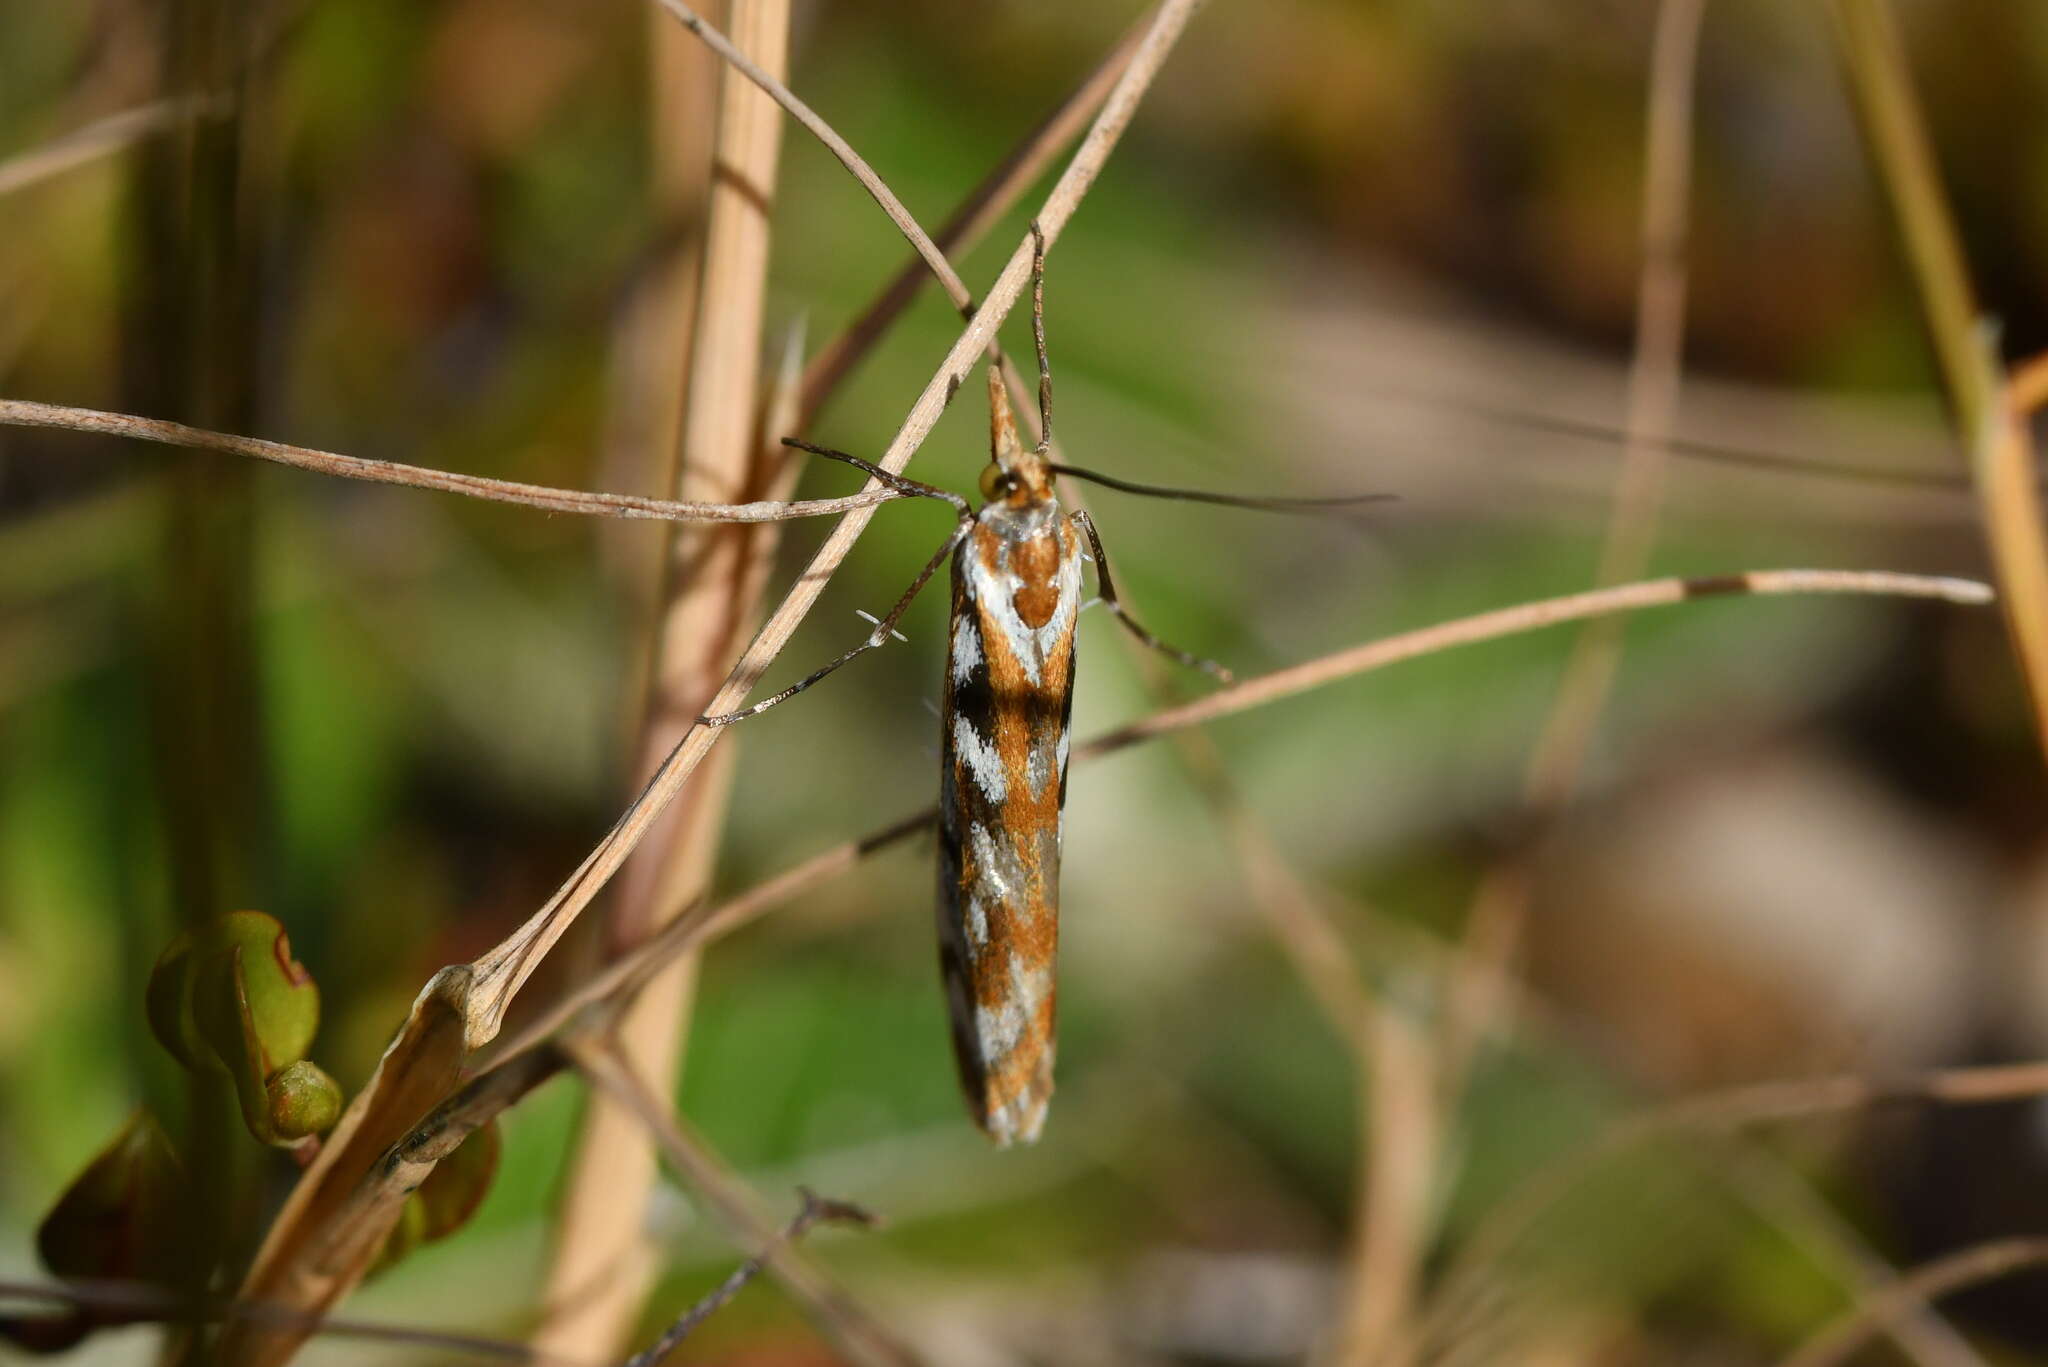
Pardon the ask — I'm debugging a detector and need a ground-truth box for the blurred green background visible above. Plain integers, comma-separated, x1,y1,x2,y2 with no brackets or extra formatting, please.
6,1,2048,1362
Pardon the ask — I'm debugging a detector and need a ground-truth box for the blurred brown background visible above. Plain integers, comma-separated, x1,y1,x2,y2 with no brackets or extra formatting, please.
4,1,2048,1362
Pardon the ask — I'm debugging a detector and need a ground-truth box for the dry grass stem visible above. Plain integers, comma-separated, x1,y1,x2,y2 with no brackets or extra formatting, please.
1334,1004,1439,1367
539,1,793,1353
1439,0,1710,1153
652,0,969,311
1828,0,2048,758
1827,0,1989,430
1777,1238,2048,1367
1969,338,2048,750
798,12,1150,421
0,399,904,524
1517,0,1709,807
620,1189,879,1367
1702,1145,1985,1367
1082,569,1993,758
565,1039,917,1367
480,813,930,1073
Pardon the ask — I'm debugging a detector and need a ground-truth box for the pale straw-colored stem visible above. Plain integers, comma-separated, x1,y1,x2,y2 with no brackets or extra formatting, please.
536,1,795,1356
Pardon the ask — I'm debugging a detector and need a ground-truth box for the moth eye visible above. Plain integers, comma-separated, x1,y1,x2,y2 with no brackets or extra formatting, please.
979,465,1010,502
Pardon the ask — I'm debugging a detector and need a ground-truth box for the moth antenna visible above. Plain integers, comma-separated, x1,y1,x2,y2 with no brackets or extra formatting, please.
1047,462,1396,516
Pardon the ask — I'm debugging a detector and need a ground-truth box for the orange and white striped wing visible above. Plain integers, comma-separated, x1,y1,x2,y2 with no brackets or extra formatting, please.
935,507,1081,1146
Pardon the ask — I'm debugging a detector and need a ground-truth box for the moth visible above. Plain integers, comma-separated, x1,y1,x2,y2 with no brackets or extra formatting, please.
705,226,1381,1144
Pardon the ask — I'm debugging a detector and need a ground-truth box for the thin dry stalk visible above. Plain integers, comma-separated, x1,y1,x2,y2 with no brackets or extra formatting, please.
621,1189,879,1367
1083,569,1992,758
797,13,1150,422
0,96,226,198
1777,1238,2048,1367
1827,0,2048,758
217,7,1204,1355
1438,0,1709,1120
1826,0,1989,430
481,811,930,1070
1520,0,1708,804
1703,1142,1985,1367
0,399,903,523
538,2,792,1355
1969,337,2048,748
661,0,1166,451
653,0,966,310
1334,1003,1438,1367
565,1039,917,1367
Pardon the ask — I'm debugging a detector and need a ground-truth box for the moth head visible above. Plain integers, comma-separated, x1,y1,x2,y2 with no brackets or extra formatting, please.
981,365,1051,507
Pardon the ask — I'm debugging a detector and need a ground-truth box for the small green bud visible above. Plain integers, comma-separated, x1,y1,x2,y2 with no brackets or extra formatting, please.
265,1059,343,1141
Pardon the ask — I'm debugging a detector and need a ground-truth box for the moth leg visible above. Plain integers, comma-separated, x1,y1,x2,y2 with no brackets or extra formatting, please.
1029,220,1054,456
699,517,973,727
1069,509,1233,684
781,437,972,519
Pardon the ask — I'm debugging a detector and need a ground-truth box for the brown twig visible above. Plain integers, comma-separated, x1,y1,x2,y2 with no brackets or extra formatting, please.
651,0,969,315
0,399,906,524
797,12,1150,422
1777,1238,2048,1367
564,1039,914,1367
620,1188,880,1367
